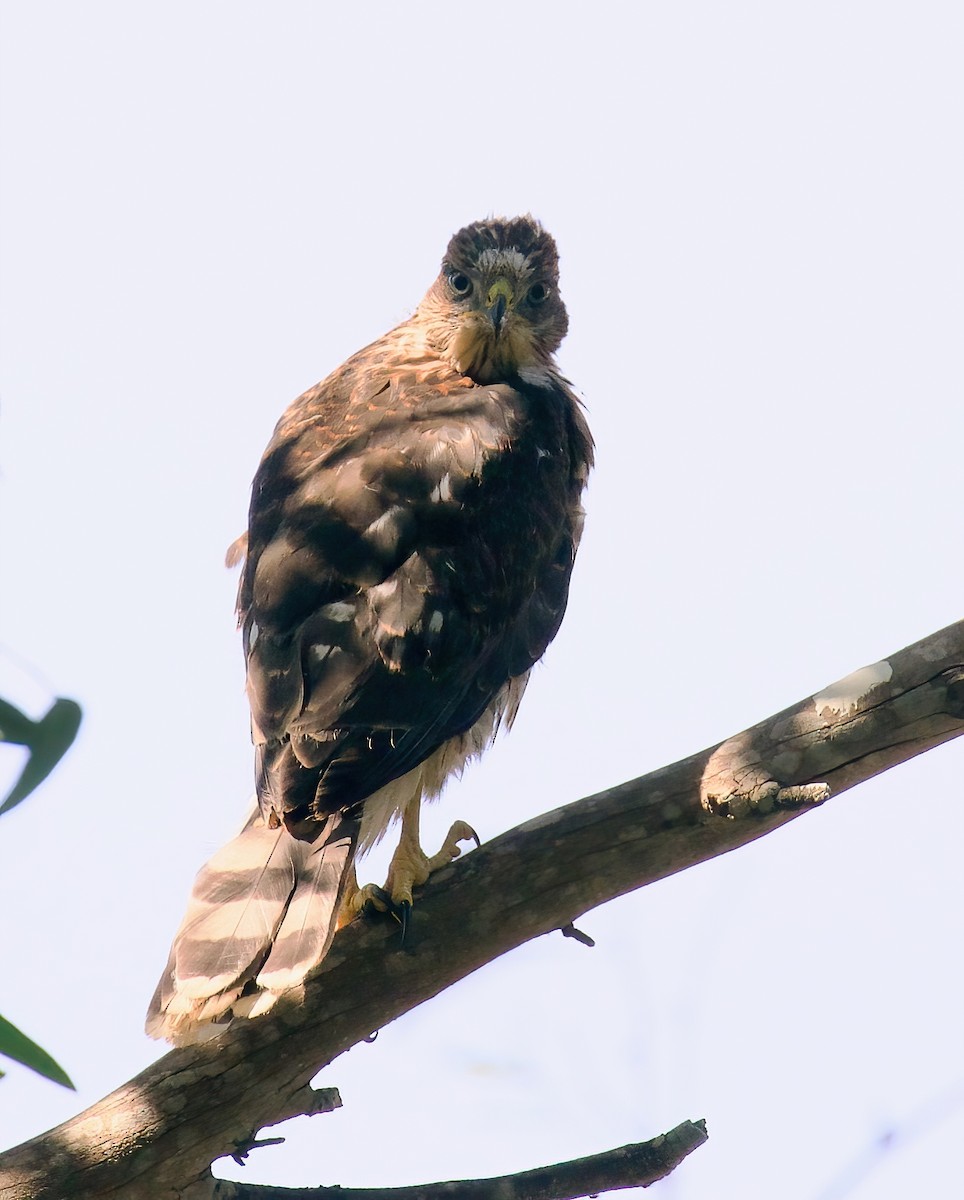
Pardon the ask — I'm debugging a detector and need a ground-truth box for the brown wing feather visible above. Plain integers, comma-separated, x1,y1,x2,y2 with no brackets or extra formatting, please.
240,370,590,817
148,218,593,1044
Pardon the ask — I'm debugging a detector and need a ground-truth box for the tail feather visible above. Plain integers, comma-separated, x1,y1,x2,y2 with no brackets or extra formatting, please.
146,807,358,1044
255,823,355,992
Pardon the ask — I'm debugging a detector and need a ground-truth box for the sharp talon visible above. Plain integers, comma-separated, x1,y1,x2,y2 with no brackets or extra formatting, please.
396,899,412,947
450,819,480,850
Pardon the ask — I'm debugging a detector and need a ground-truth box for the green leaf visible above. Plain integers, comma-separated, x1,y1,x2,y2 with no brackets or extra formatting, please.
0,698,35,744
0,1013,75,1089
0,697,83,816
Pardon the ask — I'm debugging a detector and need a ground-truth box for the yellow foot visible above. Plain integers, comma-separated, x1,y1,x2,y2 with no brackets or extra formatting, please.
340,881,393,921
385,818,479,908
336,862,365,927
339,813,479,937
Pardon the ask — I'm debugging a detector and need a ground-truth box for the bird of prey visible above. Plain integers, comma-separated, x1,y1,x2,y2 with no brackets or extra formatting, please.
147,216,593,1044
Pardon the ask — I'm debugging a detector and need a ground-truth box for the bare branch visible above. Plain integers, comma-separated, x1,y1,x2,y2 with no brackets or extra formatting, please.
210,1120,708,1199
0,620,960,1199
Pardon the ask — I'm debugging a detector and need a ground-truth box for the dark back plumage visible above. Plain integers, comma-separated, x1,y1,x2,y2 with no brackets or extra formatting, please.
147,217,592,1043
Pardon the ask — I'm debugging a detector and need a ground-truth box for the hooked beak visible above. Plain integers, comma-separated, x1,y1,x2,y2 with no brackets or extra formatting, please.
485,278,514,335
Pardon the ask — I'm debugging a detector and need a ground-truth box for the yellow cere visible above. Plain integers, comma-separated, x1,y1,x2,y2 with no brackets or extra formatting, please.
486,277,515,307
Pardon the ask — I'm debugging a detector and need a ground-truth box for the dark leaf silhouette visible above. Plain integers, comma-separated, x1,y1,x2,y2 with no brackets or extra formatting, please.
0,1014,74,1089
0,697,82,815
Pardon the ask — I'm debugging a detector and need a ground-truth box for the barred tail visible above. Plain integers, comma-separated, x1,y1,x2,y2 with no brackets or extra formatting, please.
146,807,358,1045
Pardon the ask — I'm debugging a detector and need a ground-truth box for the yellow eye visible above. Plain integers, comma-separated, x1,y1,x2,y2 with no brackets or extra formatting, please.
527,282,550,305
448,271,472,297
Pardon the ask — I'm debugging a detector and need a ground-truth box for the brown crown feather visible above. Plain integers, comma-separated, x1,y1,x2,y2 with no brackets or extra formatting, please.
443,215,560,283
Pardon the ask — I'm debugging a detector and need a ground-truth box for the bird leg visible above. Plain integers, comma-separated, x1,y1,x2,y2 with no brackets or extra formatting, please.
340,800,479,933
385,799,479,909
335,859,363,930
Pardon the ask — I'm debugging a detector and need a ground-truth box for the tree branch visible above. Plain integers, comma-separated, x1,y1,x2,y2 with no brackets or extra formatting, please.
210,1120,708,1199
0,620,961,1199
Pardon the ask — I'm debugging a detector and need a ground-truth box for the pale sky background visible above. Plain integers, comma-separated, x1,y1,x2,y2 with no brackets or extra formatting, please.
1,3,962,1197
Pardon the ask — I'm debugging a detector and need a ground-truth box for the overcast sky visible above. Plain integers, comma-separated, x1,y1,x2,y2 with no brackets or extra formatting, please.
1,3,962,1197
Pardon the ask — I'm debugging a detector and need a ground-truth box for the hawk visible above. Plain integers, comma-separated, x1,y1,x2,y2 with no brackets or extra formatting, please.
147,216,593,1044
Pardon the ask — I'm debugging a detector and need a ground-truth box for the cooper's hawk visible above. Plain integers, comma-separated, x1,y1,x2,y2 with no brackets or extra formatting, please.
147,216,593,1044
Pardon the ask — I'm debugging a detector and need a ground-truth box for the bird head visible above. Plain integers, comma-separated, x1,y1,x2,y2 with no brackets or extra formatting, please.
418,216,569,384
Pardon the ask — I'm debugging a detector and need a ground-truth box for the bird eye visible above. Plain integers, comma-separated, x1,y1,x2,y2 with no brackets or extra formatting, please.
448,271,472,297
527,282,550,305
